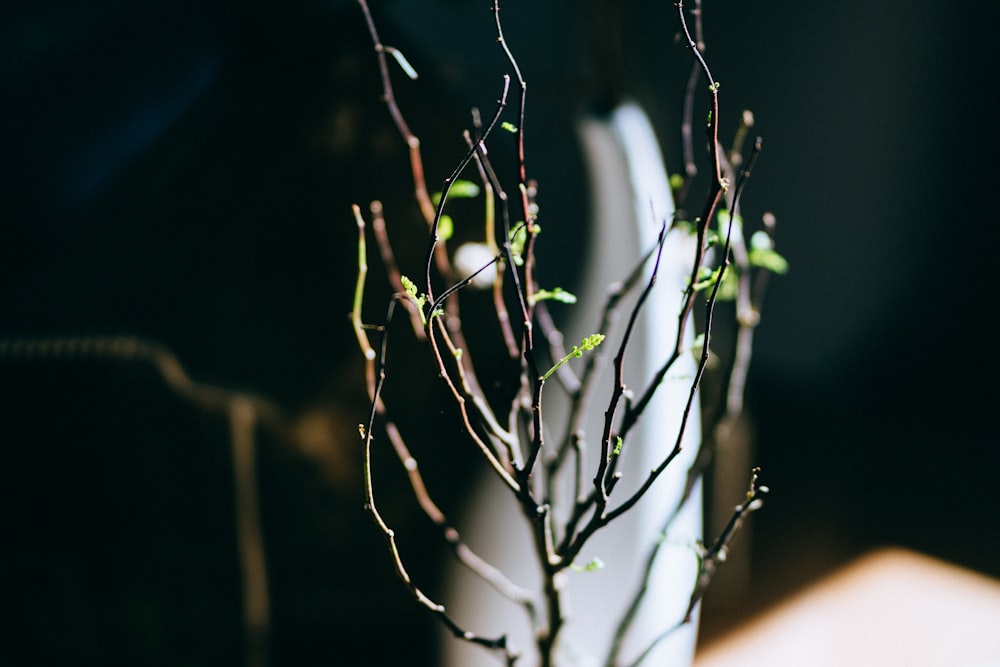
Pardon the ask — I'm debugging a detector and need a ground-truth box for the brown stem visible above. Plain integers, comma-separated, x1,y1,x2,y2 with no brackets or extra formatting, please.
360,300,517,663
369,200,426,340
356,0,436,225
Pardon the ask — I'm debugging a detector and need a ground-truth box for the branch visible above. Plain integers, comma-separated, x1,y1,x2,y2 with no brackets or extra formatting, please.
546,243,657,524
616,0,725,443
356,0,436,226
559,226,668,564
359,299,518,664
462,126,520,359
678,0,706,192
355,222,535,647
358,16,522,491
382,420,538,622
368,201,427,340
616,470,767,667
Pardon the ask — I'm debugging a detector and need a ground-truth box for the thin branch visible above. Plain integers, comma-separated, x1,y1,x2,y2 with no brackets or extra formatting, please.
359,8,517,469
415,81,525,492
545,243,656,523
679,0,705,187
616,471,767,667
559,227,667,564
368,200,426,340
356,0,436,226
603,134,767,667
533,300,578,395
560,0,732,570
617,0,725,443
360,299,518,664
490,0,543,404
383,419,538,621
353,48,521,490
690,471,770,626
355,230,533,635
600,183,733,529
425,74,512,306
463,126,520,359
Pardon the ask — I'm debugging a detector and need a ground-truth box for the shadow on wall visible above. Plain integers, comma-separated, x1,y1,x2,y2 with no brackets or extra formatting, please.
1,0,996,665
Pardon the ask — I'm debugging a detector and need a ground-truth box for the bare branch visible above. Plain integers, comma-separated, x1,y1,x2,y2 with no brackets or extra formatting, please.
369,201,427,340
356,0,436,226
360,300,518,663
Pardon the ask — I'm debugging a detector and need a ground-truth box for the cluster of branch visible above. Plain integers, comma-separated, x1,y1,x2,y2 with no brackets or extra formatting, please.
351,2,783,665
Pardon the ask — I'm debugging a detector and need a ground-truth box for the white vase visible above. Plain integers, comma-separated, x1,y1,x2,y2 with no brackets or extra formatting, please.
444,101,702,667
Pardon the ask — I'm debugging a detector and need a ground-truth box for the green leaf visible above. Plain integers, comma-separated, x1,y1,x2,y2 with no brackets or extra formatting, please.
717,266,739,300
541,334,605,381
692,266,717,292
385,46,418,80
401,275,419,300
449,180,481,199
748,231,788,274
530,287,577,305
579,334,605,352
506,222,540,267
692,265,738,300
437,214,454,242
748,247,789,274
748,230,772,251
570,557,605,573
431,180,480,208
509,223,527,266
400,275,428,323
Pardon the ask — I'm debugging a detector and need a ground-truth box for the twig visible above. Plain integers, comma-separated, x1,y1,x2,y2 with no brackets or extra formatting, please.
559,226,668,564
599,129,767,667
416,75,523,493
353,2,776,664
615,0,724,445
462,126,520,359
618,470,767,667
368,201,427,340
354,216,536,638
546,244,656,524
360,300,518,664
358,14,523,490
382,419,538,622
356,0,436,226
679,0,706,189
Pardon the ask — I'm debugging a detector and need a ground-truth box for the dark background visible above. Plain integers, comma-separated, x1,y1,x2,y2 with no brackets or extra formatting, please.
1,1,996,665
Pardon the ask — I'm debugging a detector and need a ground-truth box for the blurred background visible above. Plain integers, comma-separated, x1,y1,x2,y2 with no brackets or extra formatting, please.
1,0,996,665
